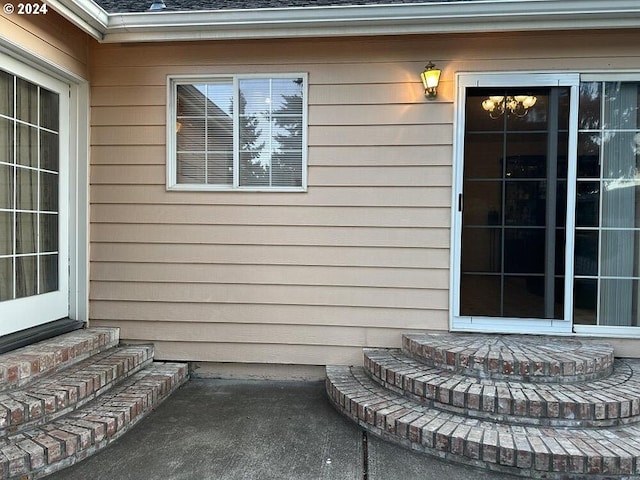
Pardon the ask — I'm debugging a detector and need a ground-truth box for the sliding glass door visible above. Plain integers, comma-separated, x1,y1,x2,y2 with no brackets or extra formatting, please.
454,73,640,333
460,86,570,320
452,74,578,334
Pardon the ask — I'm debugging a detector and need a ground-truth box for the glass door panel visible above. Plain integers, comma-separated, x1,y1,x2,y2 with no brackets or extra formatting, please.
574,81,640,327
0,60,68,336
460,87,571,320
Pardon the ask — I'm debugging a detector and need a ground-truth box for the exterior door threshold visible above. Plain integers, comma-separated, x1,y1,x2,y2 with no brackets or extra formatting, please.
0,318,86,354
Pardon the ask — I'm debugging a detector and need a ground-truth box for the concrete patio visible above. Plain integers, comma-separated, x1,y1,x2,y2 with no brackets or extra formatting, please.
46,378,523,480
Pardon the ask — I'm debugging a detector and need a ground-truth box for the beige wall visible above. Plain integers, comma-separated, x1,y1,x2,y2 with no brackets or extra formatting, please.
0,7,90,79
88,29,640,365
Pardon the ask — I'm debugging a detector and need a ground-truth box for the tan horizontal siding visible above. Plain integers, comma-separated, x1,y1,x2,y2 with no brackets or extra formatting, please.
90,185,451,207
0,9,89,78
90,30,640,365
90,204,449,228
309,124,451,146
135,340,365,365
91,262,447,289
89,321,414,347
310,104,453,126
91,146,166,165
309,82,439,105
90,61,432,87
92,126,165,146
91,106,166,127
90,103,452,127
90,224,449,247
90,281,446,309
91,86,166,107
90,302,447,328
90,244,449,268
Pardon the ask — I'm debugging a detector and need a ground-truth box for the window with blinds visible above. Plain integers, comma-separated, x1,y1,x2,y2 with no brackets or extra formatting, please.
168,74,307,191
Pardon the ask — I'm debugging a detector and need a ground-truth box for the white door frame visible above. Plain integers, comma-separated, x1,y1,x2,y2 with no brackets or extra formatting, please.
0,43,89,333
450,72,580,335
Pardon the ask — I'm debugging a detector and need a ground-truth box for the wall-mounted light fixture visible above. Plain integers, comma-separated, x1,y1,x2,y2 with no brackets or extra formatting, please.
481,95,537,119
420,62,441,99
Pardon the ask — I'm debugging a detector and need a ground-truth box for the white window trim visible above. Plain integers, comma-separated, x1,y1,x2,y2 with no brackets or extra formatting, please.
450,72,580,336
166,73,308,192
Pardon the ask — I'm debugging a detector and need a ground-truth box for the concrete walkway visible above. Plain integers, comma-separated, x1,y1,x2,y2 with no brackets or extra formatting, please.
48,379,523,480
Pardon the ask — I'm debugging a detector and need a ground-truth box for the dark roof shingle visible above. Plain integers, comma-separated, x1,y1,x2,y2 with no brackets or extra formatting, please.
93,0,474,14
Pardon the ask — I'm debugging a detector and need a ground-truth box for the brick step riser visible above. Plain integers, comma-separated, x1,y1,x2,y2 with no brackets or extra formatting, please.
326,367,640,480
0,352,155,438
402,334,615,384
365,367,640,428
402,349,615,384
364,351,640,428
0,329,120,393
0,363,188,480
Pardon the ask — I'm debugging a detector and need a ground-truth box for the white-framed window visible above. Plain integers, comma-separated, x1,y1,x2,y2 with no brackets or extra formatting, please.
167,73,308,191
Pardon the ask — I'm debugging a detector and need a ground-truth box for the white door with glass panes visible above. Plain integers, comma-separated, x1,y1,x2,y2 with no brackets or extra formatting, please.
453,73,640,335
0,54,69,336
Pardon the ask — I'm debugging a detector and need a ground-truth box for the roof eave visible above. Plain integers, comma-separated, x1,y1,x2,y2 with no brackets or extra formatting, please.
48,0,640,43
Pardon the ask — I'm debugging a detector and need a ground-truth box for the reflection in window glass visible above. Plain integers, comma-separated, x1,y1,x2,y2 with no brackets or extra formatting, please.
574,81,640,327
0,69,59,302
15,255,36,298
461,87,568,319
173,75,305,190
0,257,12,301
0,71,12,118
239,78,303,187
16,78,37,125
39,254,57,294
39,88,59,131
579,82,601,130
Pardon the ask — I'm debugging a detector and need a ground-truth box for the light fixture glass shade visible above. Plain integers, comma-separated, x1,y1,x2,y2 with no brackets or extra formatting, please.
482,99,497,112
481,94,537,119
421,62,441,99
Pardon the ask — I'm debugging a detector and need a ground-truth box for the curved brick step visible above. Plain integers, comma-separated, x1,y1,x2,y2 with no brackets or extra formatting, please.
0,362,188,479
403,333,614,383
326,365,640,479
0,345,154,437
364,348,640,427
0,328,120,392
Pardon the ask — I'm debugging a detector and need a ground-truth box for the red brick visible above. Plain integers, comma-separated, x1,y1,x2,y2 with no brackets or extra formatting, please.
16,438,45,470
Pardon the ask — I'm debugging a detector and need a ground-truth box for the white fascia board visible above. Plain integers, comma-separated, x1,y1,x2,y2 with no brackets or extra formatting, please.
52,0,640,43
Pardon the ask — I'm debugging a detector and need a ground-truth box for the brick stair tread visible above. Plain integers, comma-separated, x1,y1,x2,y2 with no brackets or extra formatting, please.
0,328,120,392
326,365,640,479
403,333,614,383
0,362,188,479
0,345,155,437
365,348,640,427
